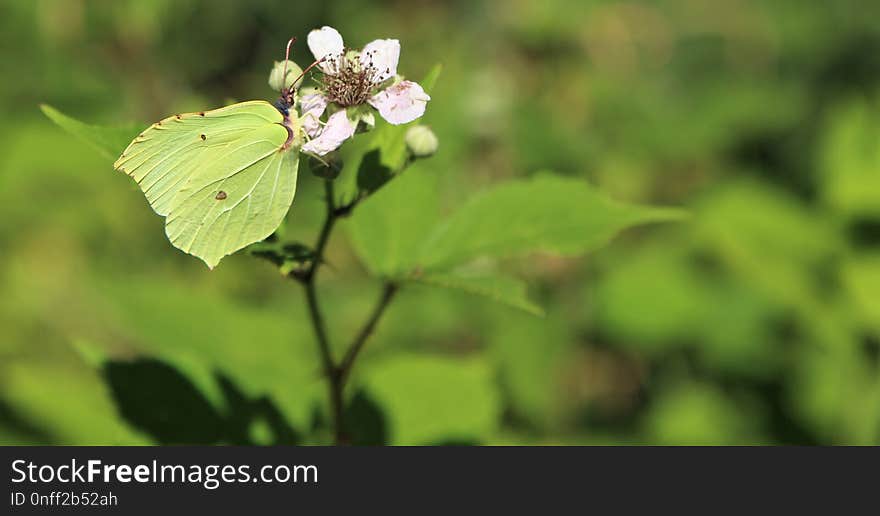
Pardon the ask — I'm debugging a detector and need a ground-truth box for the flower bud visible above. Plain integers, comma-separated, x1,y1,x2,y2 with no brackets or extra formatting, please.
268,60,303,91
405,125,439,157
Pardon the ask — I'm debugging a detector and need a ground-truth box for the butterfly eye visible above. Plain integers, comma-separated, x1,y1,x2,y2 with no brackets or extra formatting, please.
215,191,227,200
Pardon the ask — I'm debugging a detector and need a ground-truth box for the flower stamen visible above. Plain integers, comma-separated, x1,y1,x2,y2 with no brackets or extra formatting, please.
318,49,384,107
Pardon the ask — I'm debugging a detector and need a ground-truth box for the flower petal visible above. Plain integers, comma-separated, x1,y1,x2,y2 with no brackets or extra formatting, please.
360,39,400,83
307,26,344,73
302,110,358,156
299,92,328,138
368,81,431,125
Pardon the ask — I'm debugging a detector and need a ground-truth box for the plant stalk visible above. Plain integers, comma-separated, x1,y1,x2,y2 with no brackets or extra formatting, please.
338,282,398,387
301,179,344,443
299,178,397,445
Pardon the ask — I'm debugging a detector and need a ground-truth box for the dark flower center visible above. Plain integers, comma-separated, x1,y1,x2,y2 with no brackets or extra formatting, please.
319,50,387,107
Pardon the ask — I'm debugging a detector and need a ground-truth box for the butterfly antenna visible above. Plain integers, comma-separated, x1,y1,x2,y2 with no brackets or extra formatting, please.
289,56,327,91
280,36,297,95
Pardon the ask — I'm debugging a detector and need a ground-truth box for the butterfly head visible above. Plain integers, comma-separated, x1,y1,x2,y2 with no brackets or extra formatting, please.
273,97,291,116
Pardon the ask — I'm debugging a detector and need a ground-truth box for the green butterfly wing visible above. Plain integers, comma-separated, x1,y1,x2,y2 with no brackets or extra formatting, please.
114,100,300,268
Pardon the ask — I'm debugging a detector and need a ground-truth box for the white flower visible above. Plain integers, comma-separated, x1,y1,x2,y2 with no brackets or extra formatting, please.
302,110,358,156
300,26,431,156
370,81,431,125
299,91,328,138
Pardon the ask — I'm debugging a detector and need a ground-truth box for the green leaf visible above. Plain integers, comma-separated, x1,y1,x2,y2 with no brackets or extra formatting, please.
695,180,839,269
646,382,762,445
794,335,880,444
819,99,880,218
418,174,686,272
343,389,387,446
2,360,148,445
419,63,443,93
247,237,315,276
351,172,682,278
410,272,544,316
94,275,323,435
356,149,394,195
102,357,226,444
841,253,880,333
487,313,572,427
591,244,780,376
360,354,499,444
40,104,142,161
347,161,440,277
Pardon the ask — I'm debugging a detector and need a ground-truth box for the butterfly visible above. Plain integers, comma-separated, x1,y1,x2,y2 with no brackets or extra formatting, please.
113,38,319,269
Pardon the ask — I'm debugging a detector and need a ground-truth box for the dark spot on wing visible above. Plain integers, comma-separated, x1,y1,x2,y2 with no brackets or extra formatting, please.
176,114,181,119
215,191,227,200
200,134,206,140
199,112,205,117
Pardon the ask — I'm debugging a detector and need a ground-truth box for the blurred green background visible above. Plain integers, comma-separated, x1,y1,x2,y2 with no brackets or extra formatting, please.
2,0,880,445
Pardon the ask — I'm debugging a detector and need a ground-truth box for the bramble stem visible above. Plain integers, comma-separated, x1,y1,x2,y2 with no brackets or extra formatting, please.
301,179,342,442
303,180,336,371
339,282,398,387
298,177,396,445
